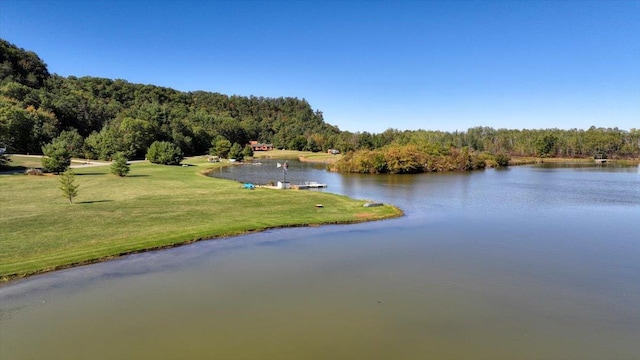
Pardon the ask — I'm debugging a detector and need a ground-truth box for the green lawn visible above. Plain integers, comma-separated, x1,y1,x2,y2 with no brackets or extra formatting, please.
0,157,401,281
252,149,341,163
1,154,43,170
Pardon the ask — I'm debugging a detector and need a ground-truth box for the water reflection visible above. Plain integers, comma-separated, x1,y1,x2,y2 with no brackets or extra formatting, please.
536,161,640,172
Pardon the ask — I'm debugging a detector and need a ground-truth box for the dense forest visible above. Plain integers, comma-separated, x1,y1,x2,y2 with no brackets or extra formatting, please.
1,39,638,173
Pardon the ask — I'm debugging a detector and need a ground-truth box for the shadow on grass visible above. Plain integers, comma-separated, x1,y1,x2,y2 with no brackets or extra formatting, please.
79,200,114,204
72,173,150,177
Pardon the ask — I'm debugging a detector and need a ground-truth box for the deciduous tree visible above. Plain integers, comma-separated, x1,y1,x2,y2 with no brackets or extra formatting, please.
146,141,183,165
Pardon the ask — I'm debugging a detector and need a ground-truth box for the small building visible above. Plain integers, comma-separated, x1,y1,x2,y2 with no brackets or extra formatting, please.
277,181,290,189
249,141,274,151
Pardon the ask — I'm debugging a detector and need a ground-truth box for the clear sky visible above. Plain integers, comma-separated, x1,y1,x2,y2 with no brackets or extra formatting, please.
1,0,639,133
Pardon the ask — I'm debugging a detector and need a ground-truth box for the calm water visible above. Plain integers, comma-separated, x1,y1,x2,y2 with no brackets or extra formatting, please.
1,162,639,360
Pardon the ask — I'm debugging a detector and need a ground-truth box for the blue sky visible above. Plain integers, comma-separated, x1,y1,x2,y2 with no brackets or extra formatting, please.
1,0,638,133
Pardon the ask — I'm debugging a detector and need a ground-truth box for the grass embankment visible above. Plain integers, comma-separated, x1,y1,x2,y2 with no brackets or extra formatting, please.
509,156,640,166
509,156,595,165
253,149,342,164
0,156,401,281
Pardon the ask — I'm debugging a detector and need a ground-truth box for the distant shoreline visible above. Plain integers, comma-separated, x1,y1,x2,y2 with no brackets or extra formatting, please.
508,156,640,166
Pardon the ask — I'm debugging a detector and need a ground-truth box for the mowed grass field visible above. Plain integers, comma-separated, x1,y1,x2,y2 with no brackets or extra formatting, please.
0,156,401,281
252,149,342,163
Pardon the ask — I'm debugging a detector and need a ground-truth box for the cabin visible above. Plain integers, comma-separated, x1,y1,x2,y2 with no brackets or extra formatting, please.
249,141,273,151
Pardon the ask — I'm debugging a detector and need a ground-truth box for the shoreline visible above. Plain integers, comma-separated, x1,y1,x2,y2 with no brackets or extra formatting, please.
4,153,635,283
1,158,402,283
298,155,340,164
0,210,402,284
509,156,640,166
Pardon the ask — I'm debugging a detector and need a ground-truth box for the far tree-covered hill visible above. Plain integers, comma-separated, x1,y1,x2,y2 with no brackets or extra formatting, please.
1,38,638,168
0,39,339,159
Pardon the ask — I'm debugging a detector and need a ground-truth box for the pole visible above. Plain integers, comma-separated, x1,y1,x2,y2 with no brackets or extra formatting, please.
283,161,288,185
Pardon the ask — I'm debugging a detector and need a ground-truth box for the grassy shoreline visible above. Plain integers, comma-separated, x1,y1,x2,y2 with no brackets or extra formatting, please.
251,149,342,164
509,156,640,166
1,156,402,282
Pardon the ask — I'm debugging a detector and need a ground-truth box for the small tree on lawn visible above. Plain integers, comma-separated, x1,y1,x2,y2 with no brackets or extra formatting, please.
59,170,79,204
111,152,130,177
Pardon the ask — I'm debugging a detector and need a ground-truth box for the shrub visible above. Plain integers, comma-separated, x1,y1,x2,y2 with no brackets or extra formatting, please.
0,154,11,169
494,153,511,167
146,141,184,165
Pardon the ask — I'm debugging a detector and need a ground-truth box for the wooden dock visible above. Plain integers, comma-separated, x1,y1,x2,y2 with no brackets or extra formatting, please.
594,154,607,164
292,181,327,190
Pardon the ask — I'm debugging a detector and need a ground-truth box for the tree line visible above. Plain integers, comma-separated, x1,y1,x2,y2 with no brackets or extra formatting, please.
0,39,340,164
330,126,639,173
1,38,638,173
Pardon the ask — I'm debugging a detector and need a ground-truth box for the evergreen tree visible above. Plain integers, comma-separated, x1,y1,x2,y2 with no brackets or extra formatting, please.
110,152,130,176
213,138,231,158
228,142,243,161
242,144,254,159
59,170,79,203
41,140,71,174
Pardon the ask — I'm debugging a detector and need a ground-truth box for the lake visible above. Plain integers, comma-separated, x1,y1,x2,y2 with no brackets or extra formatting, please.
1,161,639,359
